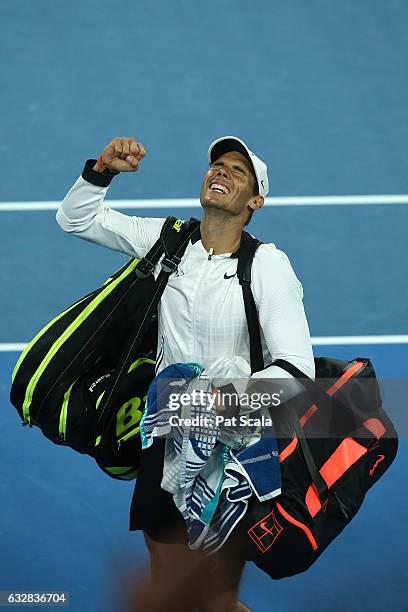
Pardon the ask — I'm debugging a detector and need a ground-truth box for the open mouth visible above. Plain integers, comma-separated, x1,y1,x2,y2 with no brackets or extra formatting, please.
209,182,230,194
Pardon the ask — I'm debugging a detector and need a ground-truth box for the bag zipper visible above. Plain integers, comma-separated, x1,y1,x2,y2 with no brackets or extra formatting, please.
275,501,318,551
58,380,76,441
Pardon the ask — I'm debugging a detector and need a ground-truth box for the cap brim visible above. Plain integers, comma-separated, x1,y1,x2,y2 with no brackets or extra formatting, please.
209,138,259,189
209,138,253,166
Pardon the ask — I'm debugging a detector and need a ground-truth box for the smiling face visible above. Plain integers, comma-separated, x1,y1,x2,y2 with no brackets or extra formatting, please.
200,150,262,223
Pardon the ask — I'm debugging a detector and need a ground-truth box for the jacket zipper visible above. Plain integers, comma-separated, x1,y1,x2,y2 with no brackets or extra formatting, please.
191,249,214,358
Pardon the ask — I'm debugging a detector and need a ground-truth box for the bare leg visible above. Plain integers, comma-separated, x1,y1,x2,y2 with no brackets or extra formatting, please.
125,531,202,612
196,540,250,612
129,532,251,612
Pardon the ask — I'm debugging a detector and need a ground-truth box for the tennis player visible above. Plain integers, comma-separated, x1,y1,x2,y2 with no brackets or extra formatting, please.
57,136,314,611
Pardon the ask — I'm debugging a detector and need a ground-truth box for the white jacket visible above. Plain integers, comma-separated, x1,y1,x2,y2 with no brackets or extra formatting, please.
56,169,315,383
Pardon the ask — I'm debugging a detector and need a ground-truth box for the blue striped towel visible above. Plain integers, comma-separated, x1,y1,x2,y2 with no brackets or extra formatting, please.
140,363,281,553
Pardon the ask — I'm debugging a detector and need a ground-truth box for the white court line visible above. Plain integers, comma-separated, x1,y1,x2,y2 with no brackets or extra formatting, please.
312,335,408,345
0,344,28,352
1,194,408,212
1,335,407,352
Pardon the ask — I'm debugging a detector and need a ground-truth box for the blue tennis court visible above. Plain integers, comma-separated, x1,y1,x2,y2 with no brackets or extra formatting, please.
1,1,407,610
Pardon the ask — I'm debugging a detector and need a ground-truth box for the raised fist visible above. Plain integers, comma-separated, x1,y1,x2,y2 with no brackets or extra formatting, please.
94,137,146,173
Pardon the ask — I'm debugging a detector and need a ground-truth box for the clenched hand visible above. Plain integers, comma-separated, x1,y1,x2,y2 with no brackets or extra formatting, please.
93,137,146,173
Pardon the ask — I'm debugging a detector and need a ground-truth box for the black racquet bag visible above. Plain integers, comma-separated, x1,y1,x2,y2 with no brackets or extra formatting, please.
9,217,199,479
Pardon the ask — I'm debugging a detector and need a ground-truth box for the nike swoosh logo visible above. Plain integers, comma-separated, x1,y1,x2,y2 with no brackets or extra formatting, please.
224,272,236,279
369,454,385,477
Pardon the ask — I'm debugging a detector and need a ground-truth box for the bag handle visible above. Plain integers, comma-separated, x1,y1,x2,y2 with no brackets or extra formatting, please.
273,359,333,406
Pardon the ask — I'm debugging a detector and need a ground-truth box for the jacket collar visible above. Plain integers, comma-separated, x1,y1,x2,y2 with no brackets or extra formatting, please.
190,225,240,258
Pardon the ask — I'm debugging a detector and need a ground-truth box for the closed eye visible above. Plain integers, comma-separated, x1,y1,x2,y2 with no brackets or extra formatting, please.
210,162,247,175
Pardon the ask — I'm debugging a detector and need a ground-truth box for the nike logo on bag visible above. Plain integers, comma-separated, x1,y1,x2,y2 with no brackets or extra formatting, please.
369,454,385,476
224,272,236,279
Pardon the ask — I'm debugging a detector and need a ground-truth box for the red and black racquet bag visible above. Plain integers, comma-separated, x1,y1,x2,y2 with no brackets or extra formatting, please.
237,234,398,579
240,356,398,579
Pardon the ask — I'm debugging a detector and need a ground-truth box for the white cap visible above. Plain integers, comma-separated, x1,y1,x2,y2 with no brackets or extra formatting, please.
207,136,269,197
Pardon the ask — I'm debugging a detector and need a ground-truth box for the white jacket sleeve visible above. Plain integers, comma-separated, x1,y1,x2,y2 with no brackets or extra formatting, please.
250,244,315,382
56,163,166,259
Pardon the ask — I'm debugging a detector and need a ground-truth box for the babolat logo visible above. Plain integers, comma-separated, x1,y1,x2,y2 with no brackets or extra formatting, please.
247,509,283,553
173,219,184,232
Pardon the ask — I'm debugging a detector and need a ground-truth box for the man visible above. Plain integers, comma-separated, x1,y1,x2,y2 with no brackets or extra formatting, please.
57,136,314,611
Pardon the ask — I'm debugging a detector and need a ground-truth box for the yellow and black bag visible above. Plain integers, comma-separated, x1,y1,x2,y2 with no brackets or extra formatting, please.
10,217,200,479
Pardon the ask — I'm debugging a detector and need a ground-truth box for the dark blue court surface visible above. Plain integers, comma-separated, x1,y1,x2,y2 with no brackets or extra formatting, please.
1,1,407,610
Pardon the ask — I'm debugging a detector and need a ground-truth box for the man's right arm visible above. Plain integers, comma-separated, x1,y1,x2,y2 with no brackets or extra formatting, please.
56,137,166,259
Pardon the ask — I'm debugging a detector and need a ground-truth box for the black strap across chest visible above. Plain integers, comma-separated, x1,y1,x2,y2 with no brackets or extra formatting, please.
97,217,199,422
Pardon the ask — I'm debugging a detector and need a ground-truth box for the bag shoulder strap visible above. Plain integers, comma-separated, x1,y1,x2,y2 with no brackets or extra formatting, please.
161,215,199,252
97,218,199,423
236,232,264,375
135,216,198,278
237,240,333,501
236,236,325,394
237,235,330,501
